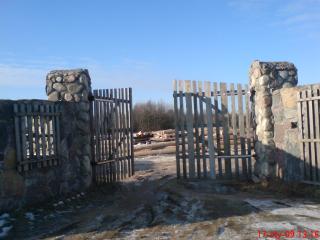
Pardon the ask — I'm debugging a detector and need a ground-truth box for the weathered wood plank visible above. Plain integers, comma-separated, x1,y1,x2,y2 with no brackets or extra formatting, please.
198,81,207,178
54,104,60,166
179,80,187,178
213,82,222,178
238,84,247,178
193,80,201,178
205,81,215,179
120,88,125,179
220,82,231,178
185,80,195,178
33,103,41,168
46,104,53,166
245,84,252,178
173,80,181,178
93,90,100,164
125,88,131,177
230,84,239,178
13,104,22,172
301,90,310,180
26,104,34,166
40,105,47,167
110,90,116,182
89,92,96,178
106,89,112,181
121,88,127,179
297,91,305,181
307,89,316,181
314,88,320,181
99,89,106,183
114,89,120,181
129,87,134,176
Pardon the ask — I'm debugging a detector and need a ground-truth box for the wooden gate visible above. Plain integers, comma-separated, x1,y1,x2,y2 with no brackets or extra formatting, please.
297,86,320,183
90,88,134,184
173,80,254,180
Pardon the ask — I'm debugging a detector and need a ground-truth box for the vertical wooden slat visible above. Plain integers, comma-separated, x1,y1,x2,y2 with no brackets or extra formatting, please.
193,81,201,178
114,89,120,181
298,91,305,180
54,104,60,166
98,90,105,182
179,80,187,178
314,89,320,181
213,82,222,178
302,90,310,180
125,88,131,177
40,105,47,167
106,89,112,181
119,88,125,179
46,104,52,166
173,80,181,178
245,84,252,177
220,83,231,178
93,90,100,164
101,90,107,183
185,80,195,178
89,92,96,180
230,84,239,178
198,81,207,178
129,87,134,176
26,104,33,164
121,88,127,179
238,84,247,178
110,90,116,182
33,103,41,168
14,104,22,172
205,81,215,179
307,89,316,181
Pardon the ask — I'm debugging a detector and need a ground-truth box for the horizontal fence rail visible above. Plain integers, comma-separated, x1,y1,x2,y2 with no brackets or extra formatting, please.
14,101,61,172
298,87,320,183
91,88,134,184
173,80,254,180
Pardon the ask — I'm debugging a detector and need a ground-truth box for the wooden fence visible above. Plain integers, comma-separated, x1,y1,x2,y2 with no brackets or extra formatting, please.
91,88,134,184
298,86,320,183
173,80,254,180
14,101,61,172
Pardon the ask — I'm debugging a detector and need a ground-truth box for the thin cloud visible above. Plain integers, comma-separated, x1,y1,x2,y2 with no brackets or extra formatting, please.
0,64,46,87
0,57,169,93
228,0,320,38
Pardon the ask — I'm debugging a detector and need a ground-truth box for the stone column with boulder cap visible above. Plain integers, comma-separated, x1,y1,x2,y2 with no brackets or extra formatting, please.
46,69,93,188
249,61,298,181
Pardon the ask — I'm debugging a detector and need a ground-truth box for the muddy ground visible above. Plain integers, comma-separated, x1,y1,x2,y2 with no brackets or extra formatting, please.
2,154,320,239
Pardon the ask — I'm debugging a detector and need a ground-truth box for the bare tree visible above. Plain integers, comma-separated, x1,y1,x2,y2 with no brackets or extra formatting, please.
133,101,174,132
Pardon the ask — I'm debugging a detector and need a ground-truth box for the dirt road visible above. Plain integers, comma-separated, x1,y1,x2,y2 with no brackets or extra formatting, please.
3,155,320,239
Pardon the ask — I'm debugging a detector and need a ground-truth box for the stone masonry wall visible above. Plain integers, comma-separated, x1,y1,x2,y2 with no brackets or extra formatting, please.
272,87,301,181
46,69,92,189
249,60,298,180
0,69,93,211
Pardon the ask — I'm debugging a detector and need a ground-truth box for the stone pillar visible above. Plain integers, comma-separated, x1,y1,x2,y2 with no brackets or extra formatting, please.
46,69,92,188
249,61,298,180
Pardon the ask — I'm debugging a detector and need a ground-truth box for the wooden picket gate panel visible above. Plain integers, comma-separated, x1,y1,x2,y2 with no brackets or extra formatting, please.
13,101,61,172
297,86,320,183
90,88,134,184
173,80,254,180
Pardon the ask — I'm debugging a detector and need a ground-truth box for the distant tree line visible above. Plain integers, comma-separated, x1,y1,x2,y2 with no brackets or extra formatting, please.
133,101,175,132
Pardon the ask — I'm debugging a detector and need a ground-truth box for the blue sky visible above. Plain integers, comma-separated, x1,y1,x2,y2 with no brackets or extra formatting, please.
0,0,319,103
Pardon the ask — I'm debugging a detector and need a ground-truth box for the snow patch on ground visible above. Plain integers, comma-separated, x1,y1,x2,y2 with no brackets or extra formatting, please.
25,212,35,221
0,213,12,239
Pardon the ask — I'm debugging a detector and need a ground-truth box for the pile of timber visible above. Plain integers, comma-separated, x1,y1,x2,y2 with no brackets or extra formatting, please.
150,129,175,142
133,128,254,157
134,141,176,157
133,131,153,144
